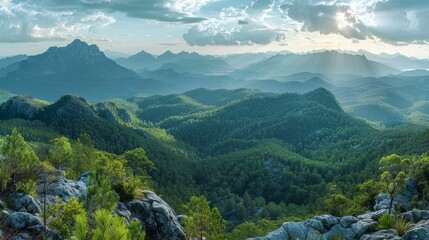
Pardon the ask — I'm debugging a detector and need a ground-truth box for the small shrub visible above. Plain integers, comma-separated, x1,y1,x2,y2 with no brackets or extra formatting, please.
376,212,395,230
49,198,86,239
15,180,37,197
113,179,139,202
394,217,411,236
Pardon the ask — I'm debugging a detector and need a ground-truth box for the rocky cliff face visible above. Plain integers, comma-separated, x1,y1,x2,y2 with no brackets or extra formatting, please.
0,172,185,240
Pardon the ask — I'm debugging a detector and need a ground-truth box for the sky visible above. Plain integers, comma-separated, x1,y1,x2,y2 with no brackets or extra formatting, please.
1,0,429,58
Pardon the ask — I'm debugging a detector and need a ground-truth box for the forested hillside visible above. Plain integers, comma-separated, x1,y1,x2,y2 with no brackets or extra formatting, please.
0,88,428,235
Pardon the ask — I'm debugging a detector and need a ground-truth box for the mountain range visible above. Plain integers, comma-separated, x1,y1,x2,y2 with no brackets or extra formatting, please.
0,39,428,128
116,50,234,74
356,50,429,71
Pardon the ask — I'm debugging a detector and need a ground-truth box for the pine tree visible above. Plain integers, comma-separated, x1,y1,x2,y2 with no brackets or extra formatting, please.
183,195,227,240
47,136,72,169
379,154,410,214
71,213,88,240
122,148,155,178
69,133,95,179
128,220,146,240
92,209,129,240
0,128,39,191
86,175,119,213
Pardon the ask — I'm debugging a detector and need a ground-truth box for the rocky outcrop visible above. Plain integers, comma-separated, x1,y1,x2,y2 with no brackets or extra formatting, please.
360,229,401,240
249,209,429,240
247,176,429,240
402,221,429,240
122,190,186,240
37,171,88,205
248,213,379,240
0,172,89,239
1,173,185,240
3,193,41,214
5,212,43,233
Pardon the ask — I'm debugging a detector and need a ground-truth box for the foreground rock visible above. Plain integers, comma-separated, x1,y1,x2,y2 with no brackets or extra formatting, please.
3,193,41,214
1,173,185,240
119,190,186,240
37,171,88,205
249,210,429,240
6,212,43,233
248,213,377,240
0,172,89,239
250,177,427,240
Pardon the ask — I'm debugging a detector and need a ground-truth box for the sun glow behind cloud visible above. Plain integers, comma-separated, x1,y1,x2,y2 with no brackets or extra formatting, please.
336,12,350,30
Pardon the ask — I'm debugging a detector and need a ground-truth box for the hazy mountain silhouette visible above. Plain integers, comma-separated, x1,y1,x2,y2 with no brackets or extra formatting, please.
116,50,234,74
0,40,168,101
242,51,399,77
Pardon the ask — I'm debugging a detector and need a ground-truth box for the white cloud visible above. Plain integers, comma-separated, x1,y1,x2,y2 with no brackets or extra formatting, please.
183,18,285,46
183,0,285,46
0,1,116,43
166,0,215,15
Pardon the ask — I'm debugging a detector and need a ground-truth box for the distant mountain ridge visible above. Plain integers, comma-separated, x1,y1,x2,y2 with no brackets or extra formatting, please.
246,77,335,94
115,50,157,71
0,54,28,69
357,50,429,71
242,51,399,78
116,50,234,74
0,39,168,101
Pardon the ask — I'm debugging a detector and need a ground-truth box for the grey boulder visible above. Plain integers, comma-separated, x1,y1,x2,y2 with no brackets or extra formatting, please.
6,212,43,232
402,220,429,240
11,233,31,240
360,230,401,240
38,176,87,205
5,193,41,214
127,190,186,240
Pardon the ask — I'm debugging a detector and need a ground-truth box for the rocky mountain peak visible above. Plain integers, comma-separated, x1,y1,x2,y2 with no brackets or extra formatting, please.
31,39,106,69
